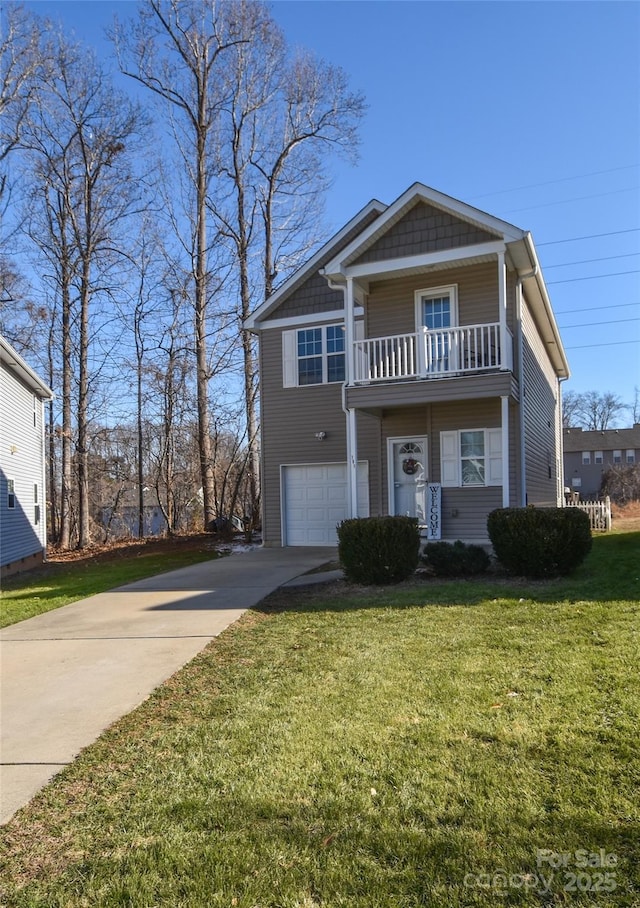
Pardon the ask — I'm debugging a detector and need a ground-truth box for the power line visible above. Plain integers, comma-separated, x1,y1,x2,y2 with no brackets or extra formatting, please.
503,186,638,215
469,164,639,201
547,269,640,285
565,339,639,350
555,301,639,315
544,252,640,269
537,228,640,246
559,317,640,329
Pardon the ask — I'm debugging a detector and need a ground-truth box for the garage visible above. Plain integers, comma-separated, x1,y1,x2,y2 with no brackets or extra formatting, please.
282,462,369,546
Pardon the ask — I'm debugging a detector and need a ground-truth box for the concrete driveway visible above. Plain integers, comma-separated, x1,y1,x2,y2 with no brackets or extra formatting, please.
0,545,336,824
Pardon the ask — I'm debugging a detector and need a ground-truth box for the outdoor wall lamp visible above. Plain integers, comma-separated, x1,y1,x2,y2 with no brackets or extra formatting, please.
315,431,327,441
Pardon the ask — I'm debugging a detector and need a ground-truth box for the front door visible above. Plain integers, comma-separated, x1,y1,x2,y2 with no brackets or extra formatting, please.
389,437,428,522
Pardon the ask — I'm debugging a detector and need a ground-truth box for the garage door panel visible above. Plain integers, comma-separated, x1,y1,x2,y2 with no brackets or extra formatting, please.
283,463,369,546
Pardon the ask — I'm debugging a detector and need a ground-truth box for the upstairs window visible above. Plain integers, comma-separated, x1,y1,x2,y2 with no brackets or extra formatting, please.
613,450,622,464
594,451,603,464
283,324,345,387
7,478,15,509
626,449,635,464
582,451,591,465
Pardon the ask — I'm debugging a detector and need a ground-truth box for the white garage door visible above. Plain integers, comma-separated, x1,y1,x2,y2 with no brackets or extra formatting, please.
282,463,369,546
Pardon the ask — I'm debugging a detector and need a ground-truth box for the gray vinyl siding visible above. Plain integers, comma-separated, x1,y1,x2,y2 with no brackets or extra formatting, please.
377,399,516,542
521,298,561,506
0,363,47,567
366,262,515,339
259,328,379,545
353,201,500,265
563,426,640,499
263,208,381,324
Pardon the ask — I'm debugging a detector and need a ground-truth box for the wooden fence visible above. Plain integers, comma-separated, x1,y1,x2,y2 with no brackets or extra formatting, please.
566,496,612,531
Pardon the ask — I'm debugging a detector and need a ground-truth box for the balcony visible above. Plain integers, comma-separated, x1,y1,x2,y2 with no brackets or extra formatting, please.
352,323,513,384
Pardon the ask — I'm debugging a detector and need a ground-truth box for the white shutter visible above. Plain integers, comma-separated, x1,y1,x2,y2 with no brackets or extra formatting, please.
282,329,298,388
440,431,459,487
487,428,503,485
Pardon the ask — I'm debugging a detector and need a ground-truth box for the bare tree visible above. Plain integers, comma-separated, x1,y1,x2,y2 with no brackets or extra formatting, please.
23,29,148,548
0,3,40,205
210,2,365,531
113,0,249,530
563,390,628,430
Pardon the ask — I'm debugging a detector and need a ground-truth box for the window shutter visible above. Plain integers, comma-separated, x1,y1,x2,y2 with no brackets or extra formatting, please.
487,428,503,485
440,431,459,487
282,329,298,388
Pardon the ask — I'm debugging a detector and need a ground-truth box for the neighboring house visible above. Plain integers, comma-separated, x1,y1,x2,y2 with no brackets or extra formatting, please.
246,182,569,547
99,487,169,539
0,335,54,576
563,425,640,499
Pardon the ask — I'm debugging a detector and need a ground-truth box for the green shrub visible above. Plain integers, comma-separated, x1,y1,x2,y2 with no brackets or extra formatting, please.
487,507,592,578
421,540,490,577
337,516,420,585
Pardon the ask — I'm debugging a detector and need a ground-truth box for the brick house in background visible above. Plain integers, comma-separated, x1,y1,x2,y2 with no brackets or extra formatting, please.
563,425,640,499
246,183,570,547
0,335,54,577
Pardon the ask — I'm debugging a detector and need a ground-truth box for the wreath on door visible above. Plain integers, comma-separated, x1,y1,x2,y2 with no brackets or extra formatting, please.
402,457,419,475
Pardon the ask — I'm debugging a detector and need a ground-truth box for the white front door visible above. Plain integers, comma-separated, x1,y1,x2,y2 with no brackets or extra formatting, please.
389,437,428,522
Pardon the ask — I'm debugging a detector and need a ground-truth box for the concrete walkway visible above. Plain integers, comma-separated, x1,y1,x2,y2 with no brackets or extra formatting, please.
0,546,336,824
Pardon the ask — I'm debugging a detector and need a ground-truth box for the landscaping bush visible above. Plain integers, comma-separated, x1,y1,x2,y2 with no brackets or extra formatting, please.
487,507,592,578
421,540,490,577
337,516,420,585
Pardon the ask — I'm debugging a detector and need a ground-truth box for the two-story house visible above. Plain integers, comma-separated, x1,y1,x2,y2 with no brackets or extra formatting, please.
0,335,54,576
563,425,640,499
246,183,569,547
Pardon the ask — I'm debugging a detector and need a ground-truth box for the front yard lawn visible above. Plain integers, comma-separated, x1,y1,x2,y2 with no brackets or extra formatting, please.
0,532,638,906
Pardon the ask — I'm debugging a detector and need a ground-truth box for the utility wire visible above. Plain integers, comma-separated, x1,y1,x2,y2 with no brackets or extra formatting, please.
555,301,639,315
544,252,640,269
503,187,638,215
537,228,640,246
469,164,639,200
547,269,640,285
559,317,640,329
565,339,639,350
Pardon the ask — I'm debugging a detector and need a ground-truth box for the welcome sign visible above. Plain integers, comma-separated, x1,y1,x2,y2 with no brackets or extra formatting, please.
426,483,441,540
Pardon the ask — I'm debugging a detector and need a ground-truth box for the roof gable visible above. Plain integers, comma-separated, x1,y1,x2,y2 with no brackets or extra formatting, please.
324,182,525,277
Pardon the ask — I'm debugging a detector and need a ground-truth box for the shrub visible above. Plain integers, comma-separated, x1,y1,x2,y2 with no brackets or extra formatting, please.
421,540,490,577
337,516,420,585
487,507,592,578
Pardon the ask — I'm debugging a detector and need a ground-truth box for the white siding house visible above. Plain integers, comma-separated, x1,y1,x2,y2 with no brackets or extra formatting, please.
0,335,54,577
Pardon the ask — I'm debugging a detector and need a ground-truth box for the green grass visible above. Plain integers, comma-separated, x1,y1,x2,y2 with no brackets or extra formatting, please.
0,543,221,627
0,532,638,907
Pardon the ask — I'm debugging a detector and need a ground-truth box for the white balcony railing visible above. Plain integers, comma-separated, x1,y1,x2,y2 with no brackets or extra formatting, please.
353,322,512,383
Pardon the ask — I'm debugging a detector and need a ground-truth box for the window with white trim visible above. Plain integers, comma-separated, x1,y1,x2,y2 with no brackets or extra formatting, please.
613,450,622,464
594,451,603,464
582,451,591,465
7,477,16,509
282,323,345,387
440,429,502,487
626,449,635,464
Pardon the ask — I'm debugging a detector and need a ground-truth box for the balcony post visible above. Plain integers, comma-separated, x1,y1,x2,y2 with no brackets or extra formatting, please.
498,251,507,370
345,276,355,385
501,395,510,507
344,278,359,517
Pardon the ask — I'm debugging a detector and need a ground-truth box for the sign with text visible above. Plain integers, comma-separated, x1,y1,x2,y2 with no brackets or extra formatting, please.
426,483,441,540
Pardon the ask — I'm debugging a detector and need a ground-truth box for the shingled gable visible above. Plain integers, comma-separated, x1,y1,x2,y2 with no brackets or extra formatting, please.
321,182,526,279
244,199,386,330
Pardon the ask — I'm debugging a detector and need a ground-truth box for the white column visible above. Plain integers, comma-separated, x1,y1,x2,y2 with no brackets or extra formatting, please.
501,395,510,508
497,251,507,370
344,278,359,518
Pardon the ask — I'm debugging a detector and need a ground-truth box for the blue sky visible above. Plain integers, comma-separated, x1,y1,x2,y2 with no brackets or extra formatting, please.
21,0,640,420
